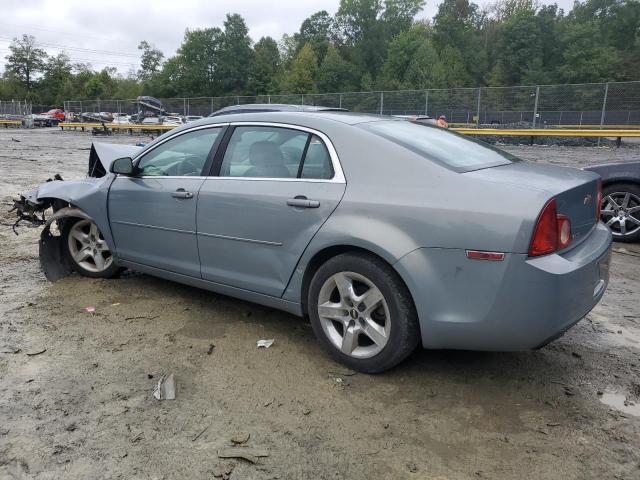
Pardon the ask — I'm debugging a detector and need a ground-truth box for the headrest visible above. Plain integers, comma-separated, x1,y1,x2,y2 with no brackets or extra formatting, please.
249,141,283,167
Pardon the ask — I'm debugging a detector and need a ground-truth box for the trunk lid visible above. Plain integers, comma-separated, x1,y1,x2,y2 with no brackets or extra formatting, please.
465,162,600,247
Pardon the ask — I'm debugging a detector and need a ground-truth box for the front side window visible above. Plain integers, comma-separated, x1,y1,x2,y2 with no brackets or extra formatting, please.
360,120,520,172
136,127,222,176
219,126,334,180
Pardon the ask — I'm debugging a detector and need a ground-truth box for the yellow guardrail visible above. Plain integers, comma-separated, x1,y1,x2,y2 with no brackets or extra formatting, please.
449,122,640,129
451,128,640,137
0,119,22,127
58,122,177,131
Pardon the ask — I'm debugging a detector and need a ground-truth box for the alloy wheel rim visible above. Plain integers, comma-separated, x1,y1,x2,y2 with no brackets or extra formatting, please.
67,219,113,272
317,271,390,359
601,192,640,237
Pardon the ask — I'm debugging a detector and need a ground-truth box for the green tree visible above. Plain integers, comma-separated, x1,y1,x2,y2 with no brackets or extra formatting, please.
170,27,224,96
557,19,620,83
382,0,426,39
317,44,357,92
295,10,336,62
283,43,318,93
438,46,472,86
404,40,446,89
379,22,429,89
250,36,281,94
40,53,73,104
497,5,543,85
137,41,164,80
432,0,485,84
218,14,254,94
335,0,386,78
5,34,47,92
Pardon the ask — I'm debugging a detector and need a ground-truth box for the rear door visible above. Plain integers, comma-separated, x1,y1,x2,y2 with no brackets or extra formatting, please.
197,123,346,297
108,126,224,277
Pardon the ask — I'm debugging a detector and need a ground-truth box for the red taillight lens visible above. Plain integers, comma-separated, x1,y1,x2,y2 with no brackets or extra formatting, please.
529,199,558,256
596,180,602,221
529,199,573,256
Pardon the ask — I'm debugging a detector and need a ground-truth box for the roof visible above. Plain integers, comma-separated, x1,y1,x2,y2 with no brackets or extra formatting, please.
199,110,388,127
209,104,348,117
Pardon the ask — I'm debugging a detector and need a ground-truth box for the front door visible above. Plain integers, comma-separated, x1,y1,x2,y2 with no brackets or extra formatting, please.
108,126,223,277
197,125,346,297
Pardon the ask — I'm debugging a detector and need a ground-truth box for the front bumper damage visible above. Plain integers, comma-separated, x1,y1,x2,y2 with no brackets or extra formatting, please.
9,174,64,234
8,141,142,281
10,188,87,281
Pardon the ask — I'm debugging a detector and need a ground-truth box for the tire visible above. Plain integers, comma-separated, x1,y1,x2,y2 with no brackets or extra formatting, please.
307,252,420,373
62,217,121,278
601,183,640,243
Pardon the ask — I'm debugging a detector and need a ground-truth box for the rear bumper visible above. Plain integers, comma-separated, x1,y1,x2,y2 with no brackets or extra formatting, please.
395,222,612,351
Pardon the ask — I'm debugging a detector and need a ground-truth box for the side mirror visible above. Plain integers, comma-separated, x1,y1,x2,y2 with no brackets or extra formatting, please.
110,157,134,175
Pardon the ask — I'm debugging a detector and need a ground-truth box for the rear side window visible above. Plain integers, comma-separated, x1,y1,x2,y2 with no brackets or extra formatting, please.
360,120,519,172
219,126,334,180
301,135,333,180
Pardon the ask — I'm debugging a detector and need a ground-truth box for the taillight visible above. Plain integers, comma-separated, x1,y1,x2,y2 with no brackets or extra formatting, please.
529,199,572,256
596,180,602,221
557,215,571,249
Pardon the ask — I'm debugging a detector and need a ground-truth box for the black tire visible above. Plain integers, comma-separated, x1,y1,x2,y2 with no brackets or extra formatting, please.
62,217,121,278
602,183,640,243
307,252,420,373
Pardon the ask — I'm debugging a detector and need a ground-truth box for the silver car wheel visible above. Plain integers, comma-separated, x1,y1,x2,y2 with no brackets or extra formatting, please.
317,271,391,359
67,219,113,273
601,191,640,237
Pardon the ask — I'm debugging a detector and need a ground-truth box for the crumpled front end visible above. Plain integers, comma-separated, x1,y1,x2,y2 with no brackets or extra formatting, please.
9,141,136,280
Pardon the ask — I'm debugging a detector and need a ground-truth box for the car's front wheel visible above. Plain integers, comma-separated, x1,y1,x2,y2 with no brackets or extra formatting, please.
308,252,419,373
63,218,120,278
601,183,640,243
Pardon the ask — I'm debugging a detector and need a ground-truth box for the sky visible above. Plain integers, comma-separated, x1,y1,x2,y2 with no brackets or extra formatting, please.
0,0,577,75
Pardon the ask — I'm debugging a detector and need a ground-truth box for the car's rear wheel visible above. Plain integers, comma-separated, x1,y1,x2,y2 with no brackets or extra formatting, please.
63,218,120,278
308,252,419,373
601,183,640,243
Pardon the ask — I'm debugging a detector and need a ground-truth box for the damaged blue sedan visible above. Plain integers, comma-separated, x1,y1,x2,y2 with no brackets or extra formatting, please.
13,112,612,372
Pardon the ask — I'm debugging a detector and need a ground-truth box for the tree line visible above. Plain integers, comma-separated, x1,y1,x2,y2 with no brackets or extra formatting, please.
1,0,638,107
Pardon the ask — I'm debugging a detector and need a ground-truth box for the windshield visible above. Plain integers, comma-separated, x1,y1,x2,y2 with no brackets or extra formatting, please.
360,120,520,172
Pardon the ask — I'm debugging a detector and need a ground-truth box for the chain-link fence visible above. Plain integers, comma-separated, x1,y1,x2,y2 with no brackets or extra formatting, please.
0,100,31,117
62,80,640,127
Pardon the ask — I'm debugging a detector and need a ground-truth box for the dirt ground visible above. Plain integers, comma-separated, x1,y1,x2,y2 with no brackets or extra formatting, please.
0,128,639,480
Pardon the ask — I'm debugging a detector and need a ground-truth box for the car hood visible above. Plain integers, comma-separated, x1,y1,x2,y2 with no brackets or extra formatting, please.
88,142,143,177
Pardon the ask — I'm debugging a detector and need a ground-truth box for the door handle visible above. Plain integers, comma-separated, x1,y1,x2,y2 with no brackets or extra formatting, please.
172,189,194,199
287,196,320,208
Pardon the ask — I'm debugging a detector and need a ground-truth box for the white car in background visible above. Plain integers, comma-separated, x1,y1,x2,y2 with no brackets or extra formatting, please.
112,114,131,124
162,116,185,125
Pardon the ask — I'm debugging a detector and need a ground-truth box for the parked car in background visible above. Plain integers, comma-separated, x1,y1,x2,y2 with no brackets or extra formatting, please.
41,109,65,121
112,113,131,125
140,117,160,125
584,161,640,242
185,115,204,122
14,112,611,373
81,112,114,123
162,115,185,125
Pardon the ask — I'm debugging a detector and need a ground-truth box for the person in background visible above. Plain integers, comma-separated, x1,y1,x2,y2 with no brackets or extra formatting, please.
436,115,449,128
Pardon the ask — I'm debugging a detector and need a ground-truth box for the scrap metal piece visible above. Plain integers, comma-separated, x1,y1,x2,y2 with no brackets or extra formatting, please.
256,339,274,349
217,448,269,464
153,373,176,400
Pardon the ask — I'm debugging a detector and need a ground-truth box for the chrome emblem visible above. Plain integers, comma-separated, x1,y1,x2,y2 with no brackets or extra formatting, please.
584,195,592,205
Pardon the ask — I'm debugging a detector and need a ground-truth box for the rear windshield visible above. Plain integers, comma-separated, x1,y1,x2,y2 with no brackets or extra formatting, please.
360,120,519,172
